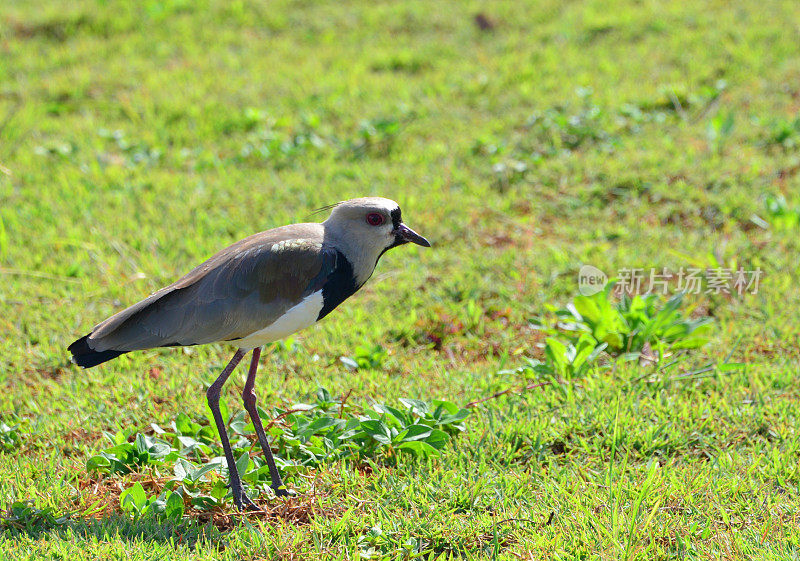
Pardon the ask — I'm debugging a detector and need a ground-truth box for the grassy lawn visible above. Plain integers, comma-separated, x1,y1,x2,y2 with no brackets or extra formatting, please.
2,0,800,558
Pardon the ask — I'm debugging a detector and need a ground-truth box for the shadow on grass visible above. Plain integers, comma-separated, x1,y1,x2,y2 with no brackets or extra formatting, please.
1,504,228,548
1,495,333,549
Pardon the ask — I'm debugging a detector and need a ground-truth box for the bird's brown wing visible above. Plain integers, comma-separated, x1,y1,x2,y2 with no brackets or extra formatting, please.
84,225,336,353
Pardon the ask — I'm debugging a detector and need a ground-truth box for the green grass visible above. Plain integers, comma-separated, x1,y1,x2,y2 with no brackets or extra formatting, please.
2,0,800,558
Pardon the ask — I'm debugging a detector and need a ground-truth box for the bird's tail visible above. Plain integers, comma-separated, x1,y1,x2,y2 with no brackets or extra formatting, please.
68,334,126,368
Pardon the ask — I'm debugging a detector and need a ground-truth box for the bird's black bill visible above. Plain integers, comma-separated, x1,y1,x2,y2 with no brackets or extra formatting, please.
394,223,431,247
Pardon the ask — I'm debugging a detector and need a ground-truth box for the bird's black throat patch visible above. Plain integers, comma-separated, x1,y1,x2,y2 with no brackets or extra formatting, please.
317,249,359,320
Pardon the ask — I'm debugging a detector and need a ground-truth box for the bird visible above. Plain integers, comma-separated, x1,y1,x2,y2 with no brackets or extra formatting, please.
68,197,430,511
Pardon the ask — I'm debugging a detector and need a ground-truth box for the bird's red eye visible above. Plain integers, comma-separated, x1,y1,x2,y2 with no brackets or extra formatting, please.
366,212,385,226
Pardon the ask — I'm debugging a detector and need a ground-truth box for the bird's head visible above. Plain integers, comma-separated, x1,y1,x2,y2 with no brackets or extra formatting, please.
323,197,430,282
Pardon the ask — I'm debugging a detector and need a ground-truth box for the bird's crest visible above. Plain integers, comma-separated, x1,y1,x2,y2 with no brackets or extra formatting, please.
308,201,343,219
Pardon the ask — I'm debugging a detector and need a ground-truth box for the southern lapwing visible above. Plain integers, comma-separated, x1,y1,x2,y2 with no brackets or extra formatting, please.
68,197,429,510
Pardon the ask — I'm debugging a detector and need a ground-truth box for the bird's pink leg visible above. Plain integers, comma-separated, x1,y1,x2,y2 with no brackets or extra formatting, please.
242,346,291,497
206,349,259,511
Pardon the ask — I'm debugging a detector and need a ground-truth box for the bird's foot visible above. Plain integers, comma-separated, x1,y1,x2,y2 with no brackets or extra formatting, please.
241,493,263,512
231,483,264,512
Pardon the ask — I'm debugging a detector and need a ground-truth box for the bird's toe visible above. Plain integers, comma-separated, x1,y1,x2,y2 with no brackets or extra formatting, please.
236,493,262,512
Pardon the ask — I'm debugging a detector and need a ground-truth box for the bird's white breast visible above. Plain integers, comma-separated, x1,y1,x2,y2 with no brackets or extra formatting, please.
235,291,324,350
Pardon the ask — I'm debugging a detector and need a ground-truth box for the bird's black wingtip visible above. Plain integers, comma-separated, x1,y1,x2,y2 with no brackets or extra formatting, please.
68,334,125,369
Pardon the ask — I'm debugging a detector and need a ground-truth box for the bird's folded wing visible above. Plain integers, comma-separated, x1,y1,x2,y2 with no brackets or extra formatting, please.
87,237,337,352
